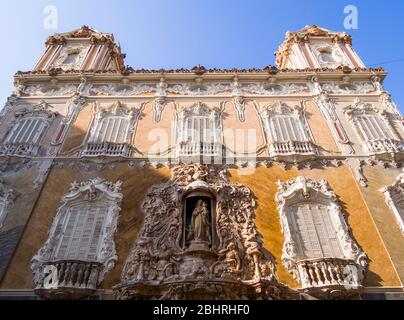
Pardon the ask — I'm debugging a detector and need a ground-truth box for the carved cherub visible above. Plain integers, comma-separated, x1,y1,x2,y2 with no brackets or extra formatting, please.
217,242,241,273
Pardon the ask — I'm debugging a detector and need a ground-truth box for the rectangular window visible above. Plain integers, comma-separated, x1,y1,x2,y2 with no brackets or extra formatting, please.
6,118,46,144
356,114,393,141
91,117,130,144
290,203,344,259
268,115,307,143
184,116,215,143
55,204,108,261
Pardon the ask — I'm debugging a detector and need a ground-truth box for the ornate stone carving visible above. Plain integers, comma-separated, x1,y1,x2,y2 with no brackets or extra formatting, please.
114,164,283,300
0,178,17,228
90,84,155,96
352,159,368,187
153,97,167,123
31,178,123,300
382,171,404,234
167,83,230,95
50,45,89,71
321,82,376,94
14,101,59,120
276,176,368,298
242,83,310,95
233,96,246,122
22,84,78,97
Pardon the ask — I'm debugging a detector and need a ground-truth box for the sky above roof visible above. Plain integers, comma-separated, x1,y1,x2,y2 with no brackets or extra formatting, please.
1,0,403,110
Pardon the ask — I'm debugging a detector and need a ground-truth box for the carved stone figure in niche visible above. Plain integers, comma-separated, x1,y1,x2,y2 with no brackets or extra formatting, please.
114,164,287,300
186,199,212,249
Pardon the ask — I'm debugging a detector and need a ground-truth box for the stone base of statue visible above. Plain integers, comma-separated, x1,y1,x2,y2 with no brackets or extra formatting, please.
187,240,210,251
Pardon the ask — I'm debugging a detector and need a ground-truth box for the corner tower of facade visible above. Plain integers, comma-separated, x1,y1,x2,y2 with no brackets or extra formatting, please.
275,25,365,69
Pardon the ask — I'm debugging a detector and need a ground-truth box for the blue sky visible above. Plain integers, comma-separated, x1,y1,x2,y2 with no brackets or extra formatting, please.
1,0,403,110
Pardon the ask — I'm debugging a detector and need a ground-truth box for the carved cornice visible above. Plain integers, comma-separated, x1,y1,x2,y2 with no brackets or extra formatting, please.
15,67,386,77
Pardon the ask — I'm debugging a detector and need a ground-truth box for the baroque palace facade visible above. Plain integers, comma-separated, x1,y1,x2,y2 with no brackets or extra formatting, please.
0,25,403,300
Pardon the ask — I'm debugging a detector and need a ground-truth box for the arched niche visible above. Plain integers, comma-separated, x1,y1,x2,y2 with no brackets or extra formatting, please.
181,190,218,250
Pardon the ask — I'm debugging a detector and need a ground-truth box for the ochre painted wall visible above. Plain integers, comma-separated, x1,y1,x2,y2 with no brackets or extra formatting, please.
1,164,401,290
0,165,171,289
304,100,339,156
229,165,402,288
360,166,404,285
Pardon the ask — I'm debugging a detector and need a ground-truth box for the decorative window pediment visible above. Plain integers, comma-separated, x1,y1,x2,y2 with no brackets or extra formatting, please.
176,102,223,158
0,102,58,157
14,101,59,120
276,176,368,297
382,172,404,234
83,101,141,157
260,101,316,160
31,178,123,300
344,98,403,156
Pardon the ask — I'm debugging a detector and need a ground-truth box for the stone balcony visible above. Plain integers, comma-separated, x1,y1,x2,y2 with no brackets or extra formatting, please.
0,143,40,157
296,258,363,297
364,139,404,159
269,141,317,161
177,142,223,157
34,260,103,300
82,142,132,157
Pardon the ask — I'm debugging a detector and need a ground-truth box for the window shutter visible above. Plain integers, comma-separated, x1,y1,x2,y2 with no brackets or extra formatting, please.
291,203,344,259
92,117,129,144
357,114,393,141
268,115,308,143
55,204,107,261
7,118,46,144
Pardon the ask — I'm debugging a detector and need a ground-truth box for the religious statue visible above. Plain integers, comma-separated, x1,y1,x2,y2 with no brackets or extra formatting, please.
187,200,211,247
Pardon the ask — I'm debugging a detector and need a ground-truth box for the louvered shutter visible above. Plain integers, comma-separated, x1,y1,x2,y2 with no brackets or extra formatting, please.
357,114,394,141
268,115,308,143
55,204,107,261
290,203,344,259
7,118,46,144
92,117,129,143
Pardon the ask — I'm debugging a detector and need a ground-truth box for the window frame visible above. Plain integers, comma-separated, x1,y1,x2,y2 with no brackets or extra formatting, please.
31,178,123,286
276,176,368,285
